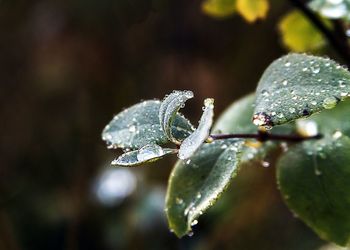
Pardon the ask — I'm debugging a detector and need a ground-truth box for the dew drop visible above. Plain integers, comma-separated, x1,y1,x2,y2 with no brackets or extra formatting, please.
322,96,338,109
191,220,198,226
289,107,296,113
137,144,164,162
332,130,342,139
311,66,320,74
176,197,184,205
128,125,136,132
296,120,318,137
261,161,270,168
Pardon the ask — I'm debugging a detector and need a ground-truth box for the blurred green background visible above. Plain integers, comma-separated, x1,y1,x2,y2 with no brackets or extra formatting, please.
0,0,341,249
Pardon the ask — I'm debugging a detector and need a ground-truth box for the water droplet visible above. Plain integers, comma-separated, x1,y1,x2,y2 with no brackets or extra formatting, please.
311,66,320,74
137,144,164,162
191,220,198,226
187,231,194,237
261,89,270,97
186,159,191,164
315,169,322,176
310,101,317,106
296,120,318,137
282,80,288,86
176,197,184,205
332,130,342,139
322,96,338,109
285,62,291,67
261,161,270,168
128,125,136,132
289,107,296,113
338,80,346,88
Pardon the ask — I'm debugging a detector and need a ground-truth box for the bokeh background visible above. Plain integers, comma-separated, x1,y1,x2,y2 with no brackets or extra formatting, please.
0,0,342,249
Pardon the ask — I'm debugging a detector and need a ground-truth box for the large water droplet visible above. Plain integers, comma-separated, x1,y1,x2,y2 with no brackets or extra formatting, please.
296,120,318,137
137,144,164,162
322,96,338,109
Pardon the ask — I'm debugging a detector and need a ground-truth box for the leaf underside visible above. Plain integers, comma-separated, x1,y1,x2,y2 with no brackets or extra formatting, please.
178,98,214,160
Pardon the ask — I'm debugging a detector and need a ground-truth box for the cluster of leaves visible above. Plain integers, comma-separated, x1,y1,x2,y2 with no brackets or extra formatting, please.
201,0,350,53
103,53,350,246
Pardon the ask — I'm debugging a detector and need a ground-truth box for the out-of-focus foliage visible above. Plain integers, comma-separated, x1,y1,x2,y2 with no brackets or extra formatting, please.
309,0,350,20
202,0,237,18
278,10,326,52
202,0,269,22
236,0,269,22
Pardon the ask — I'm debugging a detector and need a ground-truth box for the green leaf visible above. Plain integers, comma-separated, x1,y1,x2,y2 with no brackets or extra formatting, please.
213,93,293,161
159,90,194,144
277,135,350,246
236,0,269,23
298,99,350,138
111,144,176,167
309,0,350,20
166,139,244,237
102,100,193,149
201,0,237,18
253,53,350,128
278,10,326,52
178,98,214,160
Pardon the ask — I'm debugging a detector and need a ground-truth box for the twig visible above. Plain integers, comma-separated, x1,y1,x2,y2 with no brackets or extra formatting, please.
209,132,322,142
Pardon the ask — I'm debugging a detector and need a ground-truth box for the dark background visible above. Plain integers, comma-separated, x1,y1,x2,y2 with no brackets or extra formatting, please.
0,0,337,249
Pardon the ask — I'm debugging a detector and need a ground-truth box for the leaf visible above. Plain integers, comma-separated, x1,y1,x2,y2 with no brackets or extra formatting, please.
236,0,269,23
253,53,350,128
277,135,350,246
102,100,193,149
166,139,244,237
201,0,237,18
278,10,326,52
159,90,194,144
303,99,350,137
309,0,350,20
111,144,176,167
213,93,294,162
178,98,214,160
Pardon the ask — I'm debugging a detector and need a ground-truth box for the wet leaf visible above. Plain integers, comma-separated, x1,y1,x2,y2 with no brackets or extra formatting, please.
253,53,350,128
309,0,350,20
166,139,244,237
111,144,176,167
201,0,237,18
178,98,214,160
159,90,194,144
213,93,293,162
278,10,326,52
277,135,350,246
102,100,193,149
236,0,269,22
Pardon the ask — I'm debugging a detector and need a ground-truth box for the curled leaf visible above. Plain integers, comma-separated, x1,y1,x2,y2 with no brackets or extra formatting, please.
159,90,194,144
178,98,215,160
102,100,193,150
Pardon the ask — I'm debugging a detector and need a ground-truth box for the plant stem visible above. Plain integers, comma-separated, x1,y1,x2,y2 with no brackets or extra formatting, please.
287,0,350,66
210,132,322,142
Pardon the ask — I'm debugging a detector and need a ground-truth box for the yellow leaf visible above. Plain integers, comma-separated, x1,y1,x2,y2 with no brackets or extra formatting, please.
278,10,326,52
202,0,237,18
236,0,269,22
